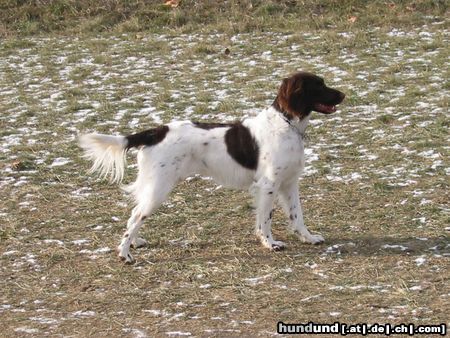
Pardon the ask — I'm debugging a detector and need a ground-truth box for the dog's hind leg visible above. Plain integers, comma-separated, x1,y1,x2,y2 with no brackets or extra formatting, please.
126,206,147,249
117,181,175,263
117,207,146,263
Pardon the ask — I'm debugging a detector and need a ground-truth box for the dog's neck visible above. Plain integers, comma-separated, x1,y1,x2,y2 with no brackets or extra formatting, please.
287,115,310,140
268,106,309,139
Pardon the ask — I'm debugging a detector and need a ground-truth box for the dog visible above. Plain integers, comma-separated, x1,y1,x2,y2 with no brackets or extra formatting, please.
79,71,345,263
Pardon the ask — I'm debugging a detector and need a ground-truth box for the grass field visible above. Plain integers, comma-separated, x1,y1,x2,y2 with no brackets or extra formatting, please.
1,1,449,337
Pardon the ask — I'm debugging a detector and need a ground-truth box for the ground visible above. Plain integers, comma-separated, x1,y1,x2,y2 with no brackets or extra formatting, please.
0,11,449,338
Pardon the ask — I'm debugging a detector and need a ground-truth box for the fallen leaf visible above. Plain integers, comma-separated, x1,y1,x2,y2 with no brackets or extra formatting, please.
164,0,180,8
11,160,22,170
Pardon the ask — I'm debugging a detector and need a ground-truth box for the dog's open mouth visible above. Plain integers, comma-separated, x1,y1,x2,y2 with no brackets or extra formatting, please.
314,103,337,114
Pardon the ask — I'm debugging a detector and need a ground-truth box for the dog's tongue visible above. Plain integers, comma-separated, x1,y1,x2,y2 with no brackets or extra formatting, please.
315,103,336,113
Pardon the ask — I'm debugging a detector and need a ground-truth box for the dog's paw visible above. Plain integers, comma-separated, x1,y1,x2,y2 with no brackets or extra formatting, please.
117,246,135,264
300,233,324,245
118,252,135,264
131,237,147,249
271,240,287,251
260,236,287,251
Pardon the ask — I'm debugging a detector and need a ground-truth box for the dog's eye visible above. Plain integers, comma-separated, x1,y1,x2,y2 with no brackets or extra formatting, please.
309,80,324,91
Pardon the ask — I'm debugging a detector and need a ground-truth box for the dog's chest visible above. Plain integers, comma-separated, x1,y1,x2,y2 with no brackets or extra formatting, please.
259,129,305,178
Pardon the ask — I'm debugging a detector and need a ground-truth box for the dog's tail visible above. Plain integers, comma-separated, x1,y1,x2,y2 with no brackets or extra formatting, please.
79,133,128,183
79,126,170,183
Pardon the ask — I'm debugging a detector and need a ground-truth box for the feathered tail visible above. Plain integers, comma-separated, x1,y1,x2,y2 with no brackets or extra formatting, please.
79,133,128,183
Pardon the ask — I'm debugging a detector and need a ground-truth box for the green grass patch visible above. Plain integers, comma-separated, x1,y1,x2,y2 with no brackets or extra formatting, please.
0,0,448,37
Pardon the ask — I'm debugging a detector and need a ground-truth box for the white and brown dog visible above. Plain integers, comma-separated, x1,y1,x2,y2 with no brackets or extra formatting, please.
79,71,345,263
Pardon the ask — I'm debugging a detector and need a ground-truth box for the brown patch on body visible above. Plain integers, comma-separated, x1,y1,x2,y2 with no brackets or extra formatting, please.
126,125,169,149
193,121,259,170
224,123,259,170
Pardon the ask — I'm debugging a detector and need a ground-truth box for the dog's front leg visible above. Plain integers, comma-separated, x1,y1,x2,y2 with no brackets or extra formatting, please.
255,178,286,251
279,183,324,244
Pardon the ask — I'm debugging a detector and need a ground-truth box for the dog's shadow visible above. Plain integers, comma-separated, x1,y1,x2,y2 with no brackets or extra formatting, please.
300,234,449,257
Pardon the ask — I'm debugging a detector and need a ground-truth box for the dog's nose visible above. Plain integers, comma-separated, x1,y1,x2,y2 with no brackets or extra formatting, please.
339,92,346,101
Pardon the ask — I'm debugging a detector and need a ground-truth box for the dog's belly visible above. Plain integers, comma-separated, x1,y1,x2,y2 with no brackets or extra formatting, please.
199,164,254,189
192,152,255,189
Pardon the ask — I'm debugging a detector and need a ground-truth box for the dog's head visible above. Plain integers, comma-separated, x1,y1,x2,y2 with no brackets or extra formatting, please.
273,71,345,119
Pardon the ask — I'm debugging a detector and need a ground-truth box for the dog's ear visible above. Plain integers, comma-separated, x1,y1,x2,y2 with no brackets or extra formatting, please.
275,75,306,119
